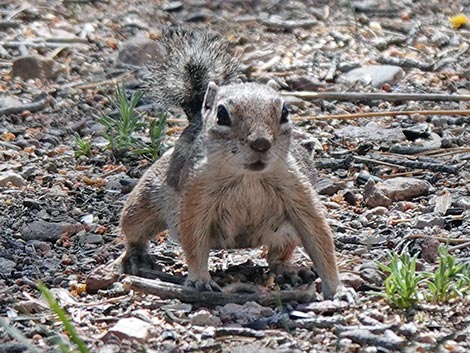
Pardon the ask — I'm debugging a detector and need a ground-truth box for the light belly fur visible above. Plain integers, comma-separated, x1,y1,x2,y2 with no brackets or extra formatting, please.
201,173,300,249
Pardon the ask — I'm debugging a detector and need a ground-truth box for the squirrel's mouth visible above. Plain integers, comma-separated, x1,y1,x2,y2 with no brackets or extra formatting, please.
245,161,267,171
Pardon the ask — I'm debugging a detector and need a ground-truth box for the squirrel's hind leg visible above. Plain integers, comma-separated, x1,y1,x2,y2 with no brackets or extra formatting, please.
120,180,167,276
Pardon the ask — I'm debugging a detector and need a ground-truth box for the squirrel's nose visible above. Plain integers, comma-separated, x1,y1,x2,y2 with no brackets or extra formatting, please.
249,137,272,152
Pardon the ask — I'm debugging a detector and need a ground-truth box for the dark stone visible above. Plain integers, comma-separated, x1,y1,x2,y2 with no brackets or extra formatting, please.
343,190,357,205
23,199,41,210
402,123,431,141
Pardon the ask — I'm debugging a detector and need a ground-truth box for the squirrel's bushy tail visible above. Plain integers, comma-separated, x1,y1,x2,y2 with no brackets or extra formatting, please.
143,29,239,121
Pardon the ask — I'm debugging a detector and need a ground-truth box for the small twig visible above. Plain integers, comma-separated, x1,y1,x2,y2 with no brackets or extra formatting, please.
371,155,459,174
259,17,318,30
100,165,126,178
405,234,470,244
449,242,470,252
417,148,470,158
292,109,470,121
377,55,434,71
284,91,470,103
215,327,265,338
353,156,405,169
60,71,135,91
44,37,89,44
0,41,85,49
380,170,425,179
417,147,470,156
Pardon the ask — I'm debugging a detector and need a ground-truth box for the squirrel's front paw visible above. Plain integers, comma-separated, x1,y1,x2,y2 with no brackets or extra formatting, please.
333,285,357,304
272,264,317,289
185,276,222,292
121,245,156,276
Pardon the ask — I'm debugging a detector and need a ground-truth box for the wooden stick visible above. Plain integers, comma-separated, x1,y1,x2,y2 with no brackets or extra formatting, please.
449,242,470,252
380,170,425,179
0,41,86,49
417,147,470,156
353,156,405,169
125,275,317,307
416,148,470,158
283,91,470,102
292,109,470,122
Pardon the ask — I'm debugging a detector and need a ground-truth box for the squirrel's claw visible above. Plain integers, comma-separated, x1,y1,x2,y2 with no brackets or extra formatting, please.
185,278,222,292
121,246,156,276
333,285,357,304
272,264,317,289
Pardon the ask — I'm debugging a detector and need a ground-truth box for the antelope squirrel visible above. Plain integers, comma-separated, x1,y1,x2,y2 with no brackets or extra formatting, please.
120,29,346,299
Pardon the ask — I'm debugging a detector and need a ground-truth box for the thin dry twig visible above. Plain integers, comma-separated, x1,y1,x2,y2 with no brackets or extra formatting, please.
352,156,405,169
292,109,470,122
380,170,425,179
60,71,135,91
417,147,470,156
284,91,470,102
416,147,470,158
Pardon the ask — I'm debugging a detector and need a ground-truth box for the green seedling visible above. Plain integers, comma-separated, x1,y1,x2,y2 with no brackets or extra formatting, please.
74,134,92,158
376,252,425,309
133,113,168,161
38,282,90,353
423,246,470,303
97,84,145,156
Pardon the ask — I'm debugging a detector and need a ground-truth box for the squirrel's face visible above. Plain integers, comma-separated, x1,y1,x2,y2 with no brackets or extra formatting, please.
202,82,292,173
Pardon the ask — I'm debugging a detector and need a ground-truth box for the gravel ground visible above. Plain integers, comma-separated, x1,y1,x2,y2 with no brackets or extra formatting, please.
0,0,469,352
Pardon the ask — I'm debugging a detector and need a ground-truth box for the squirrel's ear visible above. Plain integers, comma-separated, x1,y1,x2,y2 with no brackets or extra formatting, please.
203,81,219,110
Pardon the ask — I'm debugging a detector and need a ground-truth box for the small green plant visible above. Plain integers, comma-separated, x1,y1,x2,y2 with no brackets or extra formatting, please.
423,246,470,303
97,84,145,155
74,134,92,158
0,283,90,353
38,282,90,353
133,113,167,161
376,252,424,309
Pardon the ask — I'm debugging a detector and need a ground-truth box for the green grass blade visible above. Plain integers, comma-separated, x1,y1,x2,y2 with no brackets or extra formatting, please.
37,282,89,353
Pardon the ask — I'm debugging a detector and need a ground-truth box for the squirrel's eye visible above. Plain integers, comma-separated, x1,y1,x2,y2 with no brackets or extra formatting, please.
217,105,231,126
280,104,289,124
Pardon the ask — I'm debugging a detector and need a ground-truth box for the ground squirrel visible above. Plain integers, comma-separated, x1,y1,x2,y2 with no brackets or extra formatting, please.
120,29,345,299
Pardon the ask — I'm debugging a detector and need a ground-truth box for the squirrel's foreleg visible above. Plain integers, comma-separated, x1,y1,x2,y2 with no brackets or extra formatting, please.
179,179,221,292
288,181,342,299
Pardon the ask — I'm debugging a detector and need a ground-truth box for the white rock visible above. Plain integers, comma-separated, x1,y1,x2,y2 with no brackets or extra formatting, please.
106,317,153,342
189,310,221,327
343,65,404,88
